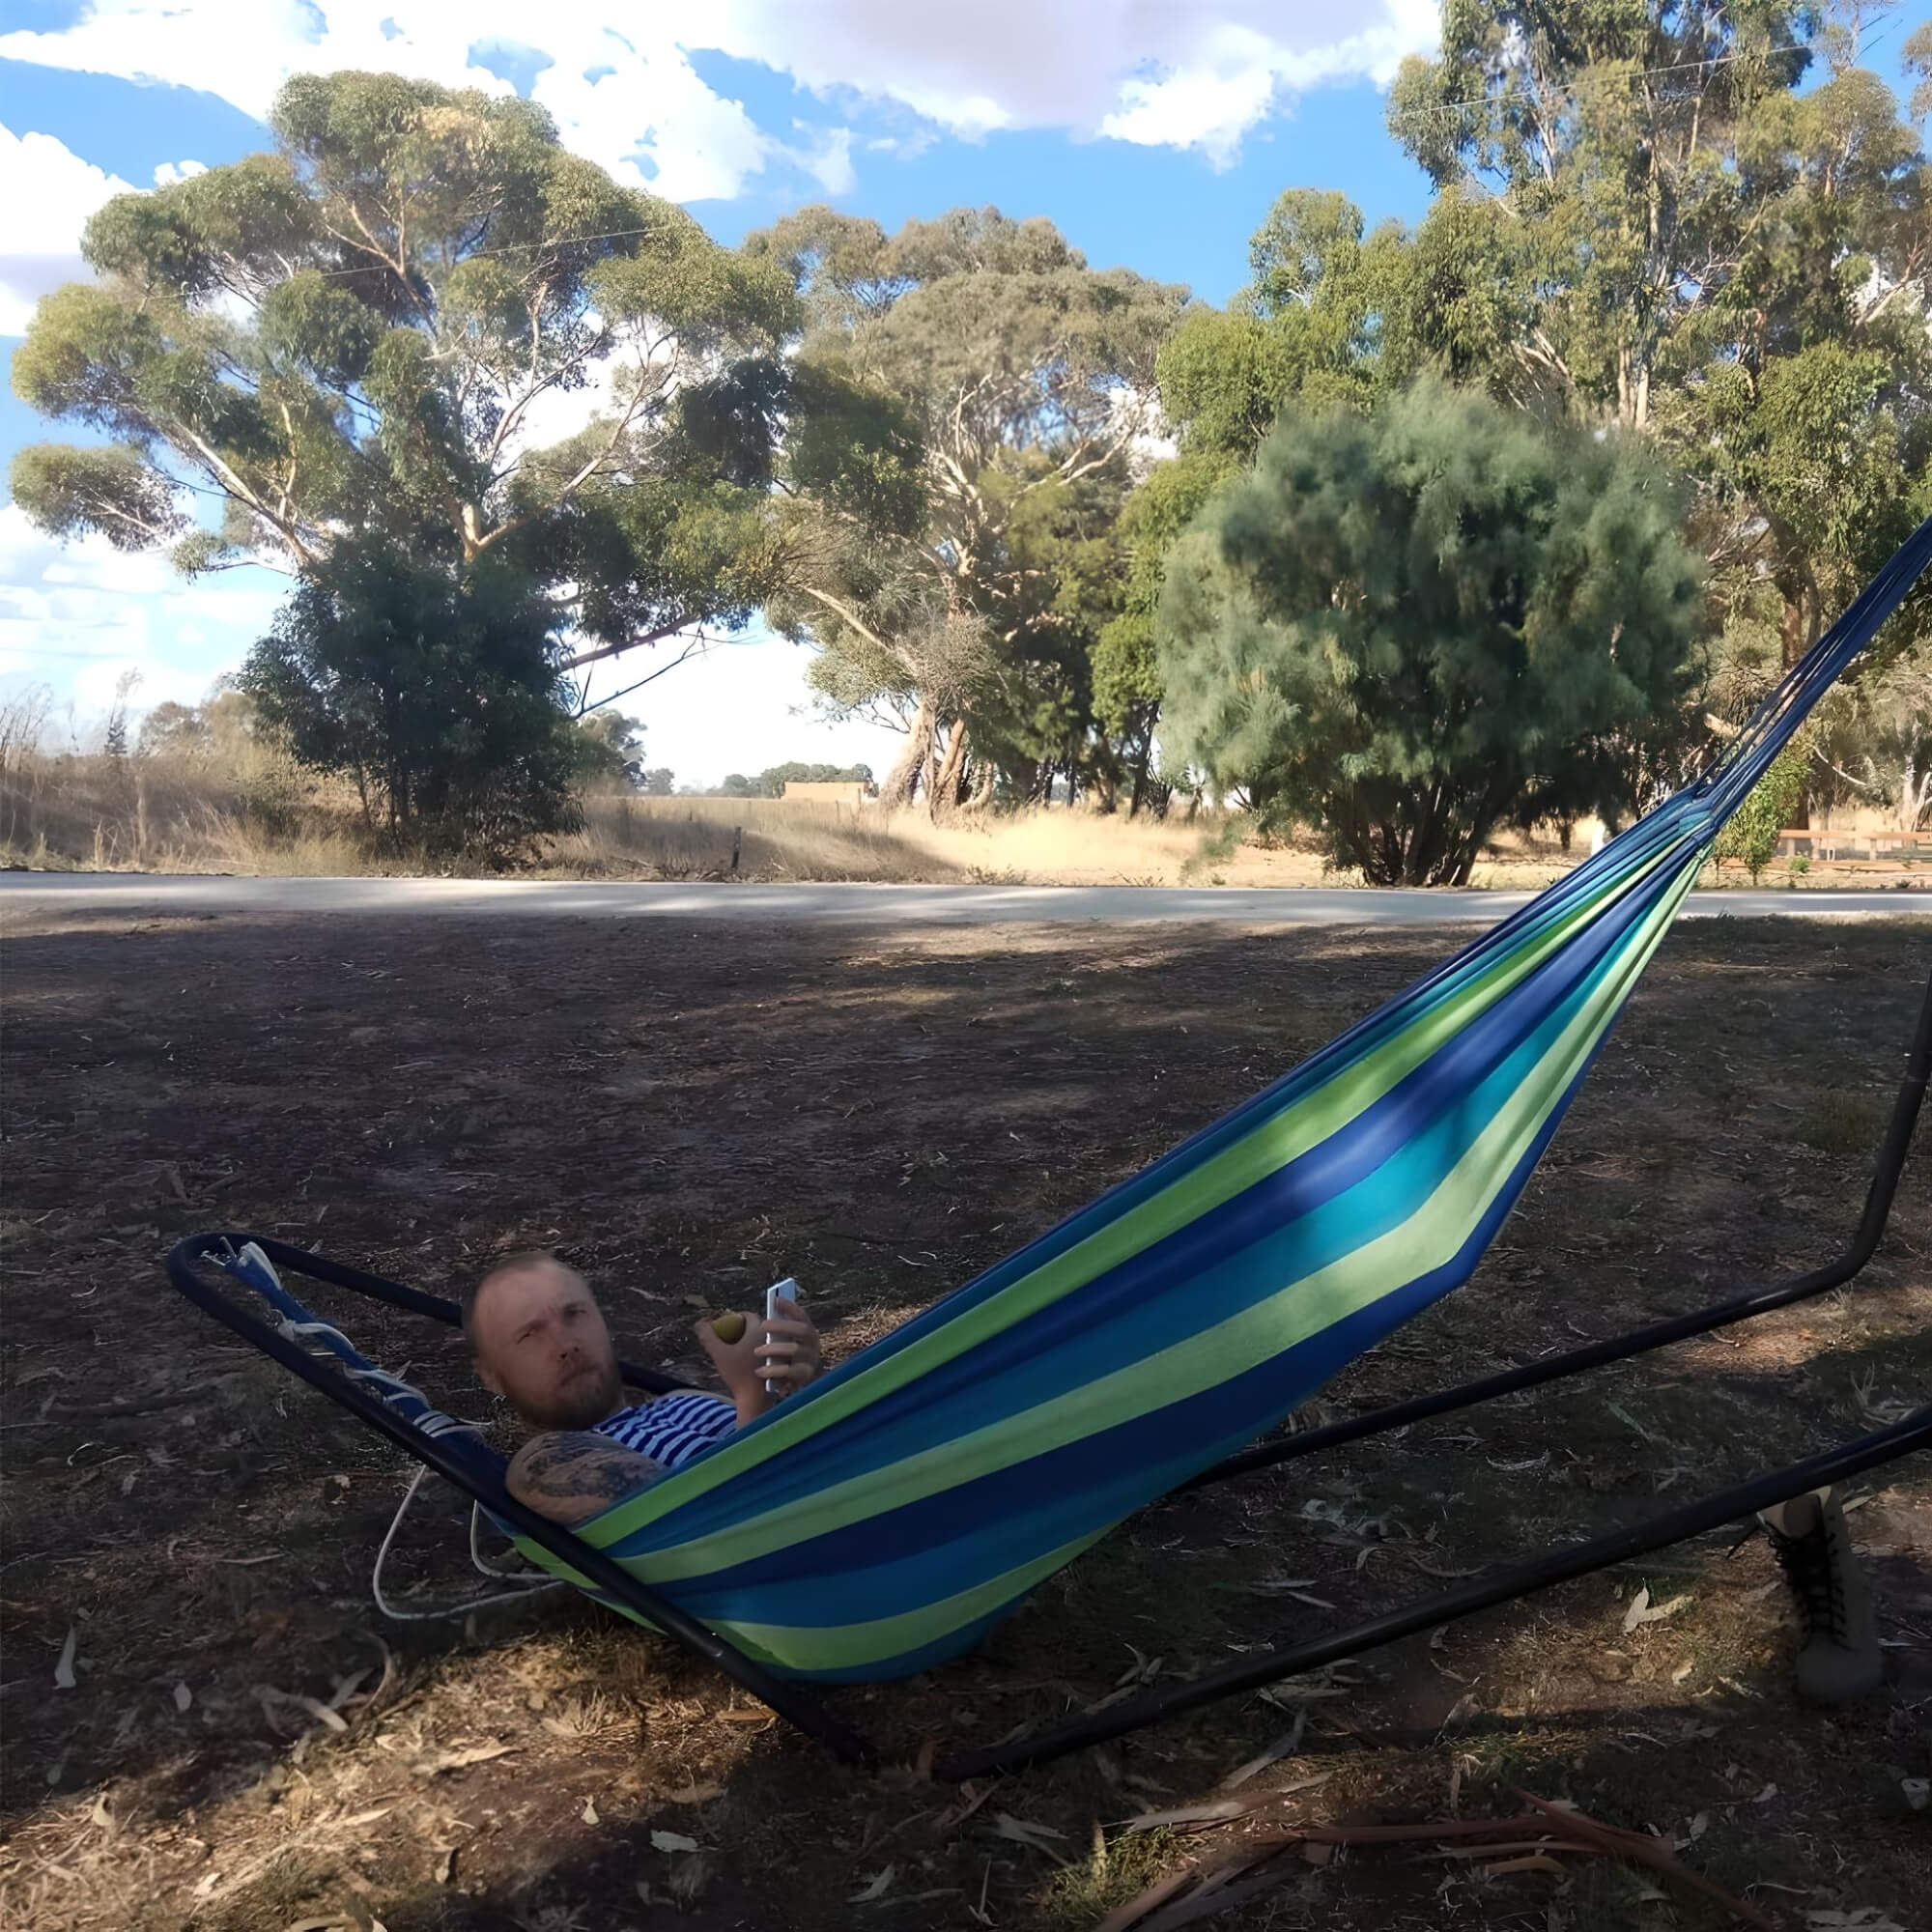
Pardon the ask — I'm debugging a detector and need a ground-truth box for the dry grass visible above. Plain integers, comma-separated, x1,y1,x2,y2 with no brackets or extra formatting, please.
1,754,1591,888
550,791,1321,886
11,753,1921,892
0,754,376,877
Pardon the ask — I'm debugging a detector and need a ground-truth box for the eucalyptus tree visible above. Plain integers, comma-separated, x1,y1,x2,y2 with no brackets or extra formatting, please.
11,70,798,673
748,206,1189,807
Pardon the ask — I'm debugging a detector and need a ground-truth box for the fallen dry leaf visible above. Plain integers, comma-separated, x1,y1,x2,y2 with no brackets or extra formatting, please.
1622,1586,1692,1634
651,1831,699,1855
661,1780,724,1805
1121,1798,1257,1833
1219,1717,1305,1791
1480,1853,1569,1877
53,1626,77,1690
172,1681,192,1713
990,1812,1070,1858
414,1743,517,1777
582,1796,599,1826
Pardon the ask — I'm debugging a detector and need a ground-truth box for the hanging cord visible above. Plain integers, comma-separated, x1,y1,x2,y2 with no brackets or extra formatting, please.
270,1313,567,1624
370,1464,568,1624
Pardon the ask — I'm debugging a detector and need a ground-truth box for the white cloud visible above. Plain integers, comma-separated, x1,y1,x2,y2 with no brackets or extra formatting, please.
0,503,282,721
0,3,1441,204
719,0,1441,156
796,125,856,197
1100,3,1443,161
0,5,792,204
0,127,137,333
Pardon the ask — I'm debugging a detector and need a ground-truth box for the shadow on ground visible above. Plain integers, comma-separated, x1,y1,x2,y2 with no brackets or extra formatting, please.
1,906,1925,1930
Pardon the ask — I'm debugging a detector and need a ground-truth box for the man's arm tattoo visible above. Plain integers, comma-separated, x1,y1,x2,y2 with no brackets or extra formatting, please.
507,1432,665,1524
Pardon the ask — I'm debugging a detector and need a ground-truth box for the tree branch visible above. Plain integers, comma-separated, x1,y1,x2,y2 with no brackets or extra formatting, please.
574,633,729,709
560,618,701,673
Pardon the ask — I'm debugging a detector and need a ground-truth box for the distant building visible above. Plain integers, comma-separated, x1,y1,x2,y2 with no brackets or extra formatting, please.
781,780,875,807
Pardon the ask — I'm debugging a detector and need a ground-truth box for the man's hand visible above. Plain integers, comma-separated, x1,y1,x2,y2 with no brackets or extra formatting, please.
696,1295,823,1422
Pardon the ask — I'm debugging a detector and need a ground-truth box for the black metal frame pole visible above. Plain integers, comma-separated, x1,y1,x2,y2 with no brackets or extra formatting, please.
936,1402,1932,1782
231,1231,696,1397
1180,962,1932,1496
164,1234,875,1766
166,963,1929,1778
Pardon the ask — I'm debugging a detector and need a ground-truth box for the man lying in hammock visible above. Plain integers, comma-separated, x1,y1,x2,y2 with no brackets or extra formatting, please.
464,1252,822,1523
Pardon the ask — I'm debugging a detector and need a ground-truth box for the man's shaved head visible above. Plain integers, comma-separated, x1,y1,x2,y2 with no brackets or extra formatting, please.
464,1251,581,1348
467,1252,622,1431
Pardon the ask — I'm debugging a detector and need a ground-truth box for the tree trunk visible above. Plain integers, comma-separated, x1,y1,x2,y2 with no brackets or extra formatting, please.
879,696,935,810
1779,592,1806,670
931,721,968,818
1897,754,1930,833
1777,570,1820,669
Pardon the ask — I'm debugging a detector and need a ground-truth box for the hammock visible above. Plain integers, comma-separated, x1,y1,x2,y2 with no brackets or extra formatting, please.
168,513,1932,1767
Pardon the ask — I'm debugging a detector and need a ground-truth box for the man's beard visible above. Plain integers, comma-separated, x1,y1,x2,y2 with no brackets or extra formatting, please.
518,1357,623,1431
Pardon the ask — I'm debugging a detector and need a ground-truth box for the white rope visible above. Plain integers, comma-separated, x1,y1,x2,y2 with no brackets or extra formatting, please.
263,1313,562,1620
371,1464,566,1623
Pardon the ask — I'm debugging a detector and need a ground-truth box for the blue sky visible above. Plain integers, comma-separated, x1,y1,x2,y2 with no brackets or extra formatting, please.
0,1,1925,782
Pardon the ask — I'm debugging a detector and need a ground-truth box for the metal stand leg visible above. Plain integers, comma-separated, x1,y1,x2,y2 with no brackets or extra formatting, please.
936,1405,1930,1781
937,965,1931,1780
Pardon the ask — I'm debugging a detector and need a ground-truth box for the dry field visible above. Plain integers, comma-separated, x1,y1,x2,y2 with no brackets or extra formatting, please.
0,899,1926,1932
8,753,1928,893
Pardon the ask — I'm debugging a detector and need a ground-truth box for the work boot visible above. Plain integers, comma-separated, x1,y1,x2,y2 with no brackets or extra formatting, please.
1756,1487,1883,1703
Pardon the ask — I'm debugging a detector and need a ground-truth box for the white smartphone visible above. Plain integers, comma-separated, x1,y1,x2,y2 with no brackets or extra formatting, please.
764,1278,802,1397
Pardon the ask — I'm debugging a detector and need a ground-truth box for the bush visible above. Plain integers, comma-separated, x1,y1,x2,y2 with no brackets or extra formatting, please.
1157,378,1705,885
1714,747,1808,885
241,546,583,865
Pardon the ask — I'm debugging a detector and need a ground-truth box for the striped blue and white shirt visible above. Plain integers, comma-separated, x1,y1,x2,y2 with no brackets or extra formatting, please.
596,1391,736,1471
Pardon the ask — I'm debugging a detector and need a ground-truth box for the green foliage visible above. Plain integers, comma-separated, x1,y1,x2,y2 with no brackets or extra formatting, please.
751,202,1190,807
1090,450,1236,810
136,700,211,759
1159,379,1704,885
573,711,646,791
1715,747,1810,883
133,683,273,769
11,69,797,670
1142,4,1932,830
1385,1,1932,645
10,442,189,552
1815,642,1932,831
239,544,582,863
712,761,873,798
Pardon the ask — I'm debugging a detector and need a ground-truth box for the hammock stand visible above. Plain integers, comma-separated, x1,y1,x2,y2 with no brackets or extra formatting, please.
164,961,1929,1780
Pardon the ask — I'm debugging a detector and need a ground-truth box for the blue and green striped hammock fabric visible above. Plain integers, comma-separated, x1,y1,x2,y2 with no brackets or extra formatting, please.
237,514,1932,1683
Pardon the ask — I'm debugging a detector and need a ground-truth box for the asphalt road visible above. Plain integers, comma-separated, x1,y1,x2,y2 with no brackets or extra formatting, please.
2,872,1927,925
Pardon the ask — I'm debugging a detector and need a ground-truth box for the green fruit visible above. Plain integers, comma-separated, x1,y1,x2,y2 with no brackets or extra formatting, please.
711,1312,747,1344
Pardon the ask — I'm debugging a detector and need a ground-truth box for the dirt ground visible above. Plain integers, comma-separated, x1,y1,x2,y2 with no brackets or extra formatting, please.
1,903,1927,1932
